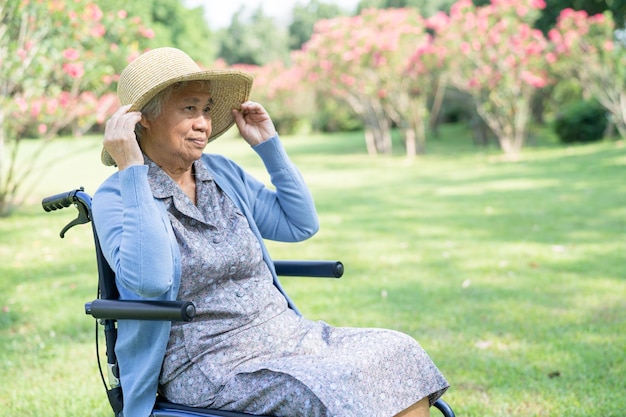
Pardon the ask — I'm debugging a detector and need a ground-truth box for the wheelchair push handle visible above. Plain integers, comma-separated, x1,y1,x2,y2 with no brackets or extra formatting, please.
42,190,76,211
41,187,93,238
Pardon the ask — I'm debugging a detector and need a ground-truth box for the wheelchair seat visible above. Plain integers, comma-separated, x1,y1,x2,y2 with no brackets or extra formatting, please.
154,398,268,417
42,188,455,417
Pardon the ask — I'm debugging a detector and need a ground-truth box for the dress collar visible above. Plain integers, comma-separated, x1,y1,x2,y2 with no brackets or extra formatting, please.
145,155,214,224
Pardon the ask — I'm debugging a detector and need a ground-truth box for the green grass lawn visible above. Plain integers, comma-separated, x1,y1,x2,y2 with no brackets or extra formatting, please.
1,125,625,416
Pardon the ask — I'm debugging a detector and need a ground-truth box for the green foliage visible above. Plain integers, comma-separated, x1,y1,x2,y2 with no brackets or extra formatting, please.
96,0,217,65
218,5,290,65
533,0,626,34
288,0,348,50
357,0,458,16
554,99,608,143
313,95,364,133
0,0,151,216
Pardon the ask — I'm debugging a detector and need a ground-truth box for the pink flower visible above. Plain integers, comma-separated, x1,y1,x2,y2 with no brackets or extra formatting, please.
62,48,80,61
38,124,48,135
521,70,548,88
589,13,605,24
63,62,84,79
548,28,562,43
340,74,356,87
531,0,546,8
59,92,71,107
30,100,42,117
90,24,106,38
117,10,127,19
15,97,28,112
46,98,59,115
140,27,155,39
426,12,449,32
604,40,614,52
17,48,27,61
86,4,103,22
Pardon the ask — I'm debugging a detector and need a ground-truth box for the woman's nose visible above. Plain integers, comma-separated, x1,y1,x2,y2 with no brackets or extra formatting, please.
194,114,211,132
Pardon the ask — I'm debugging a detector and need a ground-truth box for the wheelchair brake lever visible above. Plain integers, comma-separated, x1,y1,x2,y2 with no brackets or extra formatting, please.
59,200,91,238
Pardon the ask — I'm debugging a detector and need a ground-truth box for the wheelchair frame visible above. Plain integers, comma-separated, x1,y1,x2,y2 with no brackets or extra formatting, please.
42,187,455,417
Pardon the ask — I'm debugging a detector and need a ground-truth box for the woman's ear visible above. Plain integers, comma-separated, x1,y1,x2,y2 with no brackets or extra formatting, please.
140,114,150,129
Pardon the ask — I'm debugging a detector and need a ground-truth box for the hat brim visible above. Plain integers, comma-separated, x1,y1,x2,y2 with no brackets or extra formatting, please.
101,69,253,166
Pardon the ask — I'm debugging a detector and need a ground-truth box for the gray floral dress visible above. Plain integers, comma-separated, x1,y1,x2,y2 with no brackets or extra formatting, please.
150,158,449,417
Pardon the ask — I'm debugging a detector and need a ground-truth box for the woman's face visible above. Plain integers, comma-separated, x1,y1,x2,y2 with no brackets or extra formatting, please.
140,82,213,172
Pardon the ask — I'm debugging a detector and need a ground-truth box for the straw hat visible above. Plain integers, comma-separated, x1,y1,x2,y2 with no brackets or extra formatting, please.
101,47,253,166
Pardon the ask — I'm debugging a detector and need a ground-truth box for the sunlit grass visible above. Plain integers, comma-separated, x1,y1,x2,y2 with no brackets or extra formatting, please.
1,125,625,416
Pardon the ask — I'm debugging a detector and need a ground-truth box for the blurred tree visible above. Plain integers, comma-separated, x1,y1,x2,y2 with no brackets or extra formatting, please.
356,0,458,17
97,0,217,66
0,0,150,215
472,0,626,33
535,0,626,33
299,8,442,156
218,5,290,65
435,0,552,157
551,9,626,138
288,0,347,50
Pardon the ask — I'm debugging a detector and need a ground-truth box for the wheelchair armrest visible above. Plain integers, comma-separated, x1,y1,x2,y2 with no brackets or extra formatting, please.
85,299,196,322
273,260,343,278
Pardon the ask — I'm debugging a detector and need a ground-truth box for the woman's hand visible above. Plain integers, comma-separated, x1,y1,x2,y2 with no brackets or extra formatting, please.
232,101,277,146
103,104,144,170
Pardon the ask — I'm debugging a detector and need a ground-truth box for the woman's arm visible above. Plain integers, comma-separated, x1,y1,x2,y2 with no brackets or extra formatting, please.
92,165,175,299
229,101,319,242
250,135,319,241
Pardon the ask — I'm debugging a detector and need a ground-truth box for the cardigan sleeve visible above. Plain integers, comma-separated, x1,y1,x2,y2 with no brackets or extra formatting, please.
206,135,319,243
92,164,175,298
251,136,319,241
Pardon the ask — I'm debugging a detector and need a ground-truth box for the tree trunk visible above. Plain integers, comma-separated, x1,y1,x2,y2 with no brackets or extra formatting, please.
404,128,416,158
429,76,447,138
364,128,378,156
0,106,7,216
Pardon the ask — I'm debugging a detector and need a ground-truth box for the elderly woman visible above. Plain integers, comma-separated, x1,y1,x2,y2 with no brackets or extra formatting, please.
93,47,449,417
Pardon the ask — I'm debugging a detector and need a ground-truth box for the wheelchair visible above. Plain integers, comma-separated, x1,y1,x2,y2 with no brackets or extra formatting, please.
42,187,456,417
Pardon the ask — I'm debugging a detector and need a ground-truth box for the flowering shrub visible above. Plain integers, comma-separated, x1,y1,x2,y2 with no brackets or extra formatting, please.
300,8,441,156
0,0,152,214
2,0,152,140
550,9,626,138
433,0,551,156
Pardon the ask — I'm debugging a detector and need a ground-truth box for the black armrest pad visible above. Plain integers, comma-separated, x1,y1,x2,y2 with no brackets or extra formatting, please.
85,299,196,322
273,260,343,278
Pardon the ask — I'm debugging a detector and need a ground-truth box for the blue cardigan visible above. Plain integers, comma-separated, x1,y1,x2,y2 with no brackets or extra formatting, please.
92,136,319,417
